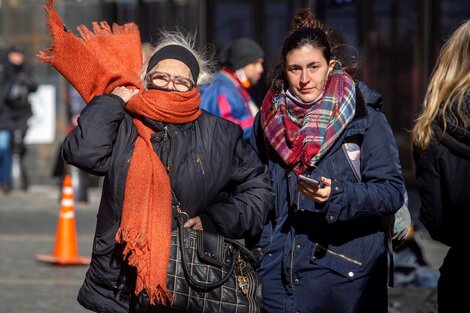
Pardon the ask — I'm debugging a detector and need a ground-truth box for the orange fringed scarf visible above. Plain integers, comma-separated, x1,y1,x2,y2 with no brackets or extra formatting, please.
38,0,201,305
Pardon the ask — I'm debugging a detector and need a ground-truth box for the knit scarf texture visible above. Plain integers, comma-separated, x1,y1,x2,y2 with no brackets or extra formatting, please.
38,0,201,305
261,64,356,174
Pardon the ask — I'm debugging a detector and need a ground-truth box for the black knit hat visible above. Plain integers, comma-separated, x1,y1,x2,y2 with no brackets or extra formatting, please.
219,38,264,70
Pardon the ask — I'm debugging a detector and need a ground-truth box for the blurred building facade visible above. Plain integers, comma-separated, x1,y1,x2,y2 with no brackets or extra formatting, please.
0,0,469,183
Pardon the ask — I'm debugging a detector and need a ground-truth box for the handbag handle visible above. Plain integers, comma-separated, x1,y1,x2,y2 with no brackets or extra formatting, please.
175,212,237,291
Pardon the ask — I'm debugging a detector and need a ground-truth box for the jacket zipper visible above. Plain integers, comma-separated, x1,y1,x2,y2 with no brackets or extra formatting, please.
315,243,363,266
196,153,205,175
163,126,169,141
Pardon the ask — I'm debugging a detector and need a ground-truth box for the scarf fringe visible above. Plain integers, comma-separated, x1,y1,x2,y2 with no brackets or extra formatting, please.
115,227,148,263
116,227,173,306
38,0,65,63
77,21,139,42
37,48,53,64
151,285,174,305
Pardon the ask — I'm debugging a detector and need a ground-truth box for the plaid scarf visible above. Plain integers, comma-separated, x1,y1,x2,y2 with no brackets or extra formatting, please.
38,0,201,305
261,63,356,174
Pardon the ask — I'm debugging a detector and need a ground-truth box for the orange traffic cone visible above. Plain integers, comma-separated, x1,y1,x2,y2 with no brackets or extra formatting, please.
36,175,90,265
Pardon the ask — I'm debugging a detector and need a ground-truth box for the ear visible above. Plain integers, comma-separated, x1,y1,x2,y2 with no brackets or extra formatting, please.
327,59,336,75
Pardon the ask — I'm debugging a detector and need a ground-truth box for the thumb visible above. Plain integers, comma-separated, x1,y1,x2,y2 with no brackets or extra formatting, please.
321,177,332,187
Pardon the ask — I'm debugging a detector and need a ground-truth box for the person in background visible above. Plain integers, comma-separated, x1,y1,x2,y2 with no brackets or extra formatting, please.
251,8,405,313
52,85,94,201
201,38,264,141
67,86,86,130
59,30,273,313
412,19,470,313
0,45,37,193
141,41,153,64
52,85,86,178
0,90,11,195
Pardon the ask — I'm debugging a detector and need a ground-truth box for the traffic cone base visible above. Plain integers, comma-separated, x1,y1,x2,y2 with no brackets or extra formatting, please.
36,174,90,265
36,253,90,265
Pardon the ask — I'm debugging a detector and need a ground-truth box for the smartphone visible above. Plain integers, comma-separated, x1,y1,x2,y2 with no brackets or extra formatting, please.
298,174,321,188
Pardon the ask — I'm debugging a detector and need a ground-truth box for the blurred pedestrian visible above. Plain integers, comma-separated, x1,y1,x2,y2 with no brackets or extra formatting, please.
200,38,264,141
39,4,273,311
67,85,86,130
52,85,92,201
0,108,11,194
412,19,470,313
0,45,37,193
0,38,6,61
141,41,153,64
251,8,405,313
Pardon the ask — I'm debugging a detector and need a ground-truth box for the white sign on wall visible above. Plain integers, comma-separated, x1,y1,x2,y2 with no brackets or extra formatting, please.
24,84,56,144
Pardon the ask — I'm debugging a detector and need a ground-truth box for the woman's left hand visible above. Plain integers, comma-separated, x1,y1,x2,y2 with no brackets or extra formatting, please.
183,216,203,230
298,176,332,203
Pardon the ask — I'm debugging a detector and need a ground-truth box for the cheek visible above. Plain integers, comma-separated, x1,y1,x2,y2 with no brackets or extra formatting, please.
286,73,298,86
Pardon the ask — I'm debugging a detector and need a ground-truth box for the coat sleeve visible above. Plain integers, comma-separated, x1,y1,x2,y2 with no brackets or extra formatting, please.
62,94,126,175
325,110,405,222
414,145,450,245
201,123,274,241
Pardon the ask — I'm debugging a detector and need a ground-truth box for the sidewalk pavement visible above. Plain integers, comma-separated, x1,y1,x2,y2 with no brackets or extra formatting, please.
0,183,99,313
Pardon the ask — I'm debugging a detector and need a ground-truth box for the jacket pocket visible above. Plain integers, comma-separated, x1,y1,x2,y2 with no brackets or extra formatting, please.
93,223,119,256
193,152,209,177
310,242,364,280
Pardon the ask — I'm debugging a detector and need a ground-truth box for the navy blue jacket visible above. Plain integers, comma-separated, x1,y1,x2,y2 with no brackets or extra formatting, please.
251,84,405,313
62,94,273,313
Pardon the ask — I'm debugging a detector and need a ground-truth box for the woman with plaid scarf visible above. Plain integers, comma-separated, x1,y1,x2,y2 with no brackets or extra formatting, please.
251,8,405,313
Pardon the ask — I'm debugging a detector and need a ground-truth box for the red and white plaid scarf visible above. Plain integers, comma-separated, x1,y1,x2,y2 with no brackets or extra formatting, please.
261,64,356,174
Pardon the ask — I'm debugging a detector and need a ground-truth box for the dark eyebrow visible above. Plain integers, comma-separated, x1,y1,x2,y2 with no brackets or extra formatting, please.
287,61,321,69
307,61,321,67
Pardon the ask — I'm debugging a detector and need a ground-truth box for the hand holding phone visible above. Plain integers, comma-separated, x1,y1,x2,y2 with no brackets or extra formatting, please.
298,174,321,188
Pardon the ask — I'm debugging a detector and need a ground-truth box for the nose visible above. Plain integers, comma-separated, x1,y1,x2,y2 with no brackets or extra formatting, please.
167,81,178,91
300,70,309,83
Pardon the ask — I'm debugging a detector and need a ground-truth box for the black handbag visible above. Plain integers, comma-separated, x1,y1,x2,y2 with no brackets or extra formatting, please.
136,203,263,313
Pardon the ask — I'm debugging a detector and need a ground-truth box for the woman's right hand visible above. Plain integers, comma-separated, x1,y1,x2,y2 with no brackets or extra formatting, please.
183,216,203,231
298,176,332,204
111,86,139,103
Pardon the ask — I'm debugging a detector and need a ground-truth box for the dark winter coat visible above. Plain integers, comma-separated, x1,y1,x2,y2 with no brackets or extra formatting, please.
251,83,405,313
413,91,470,312
62,94,274,313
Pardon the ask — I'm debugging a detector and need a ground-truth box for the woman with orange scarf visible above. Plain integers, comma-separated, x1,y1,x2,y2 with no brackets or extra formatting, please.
60,31,273,313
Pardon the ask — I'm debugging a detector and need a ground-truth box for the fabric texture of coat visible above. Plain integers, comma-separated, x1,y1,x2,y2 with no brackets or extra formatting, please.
251,83,405,313
413,91,470,312
62,94,273,313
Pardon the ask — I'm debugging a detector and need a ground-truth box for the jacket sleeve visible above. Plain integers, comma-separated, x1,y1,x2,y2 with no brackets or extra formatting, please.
414,146,450,245
201,124,274,241
62,94,126,175
325,111,405,222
